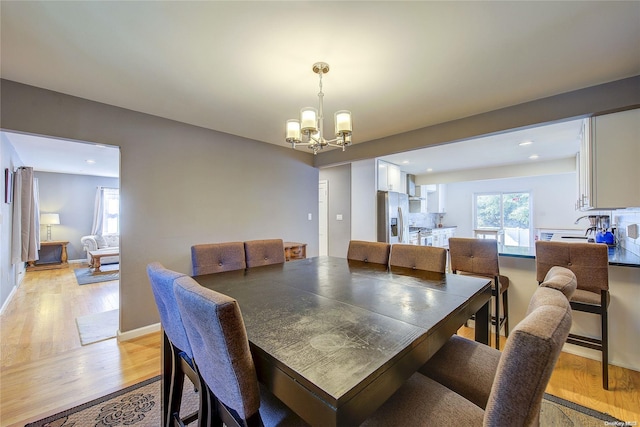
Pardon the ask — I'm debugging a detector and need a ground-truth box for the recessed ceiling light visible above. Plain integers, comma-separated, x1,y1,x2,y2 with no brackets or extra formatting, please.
426,168,433,172
86,159,96,164
529,154,539,160
402,160,409,164
519,140,533,146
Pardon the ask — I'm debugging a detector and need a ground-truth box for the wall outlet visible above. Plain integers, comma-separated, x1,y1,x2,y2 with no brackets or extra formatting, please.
308,213,312,220
336,214,343,221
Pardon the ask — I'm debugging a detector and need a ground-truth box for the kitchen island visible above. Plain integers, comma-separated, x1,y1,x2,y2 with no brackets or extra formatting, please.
495,243,640,372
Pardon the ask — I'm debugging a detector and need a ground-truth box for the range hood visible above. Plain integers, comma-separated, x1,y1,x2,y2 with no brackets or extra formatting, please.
406,174,425,200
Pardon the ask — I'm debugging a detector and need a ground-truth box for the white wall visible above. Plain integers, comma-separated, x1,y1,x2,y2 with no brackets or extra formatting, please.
444,172,582,239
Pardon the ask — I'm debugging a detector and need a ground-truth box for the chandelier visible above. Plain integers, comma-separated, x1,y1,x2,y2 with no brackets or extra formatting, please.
285,62,352,155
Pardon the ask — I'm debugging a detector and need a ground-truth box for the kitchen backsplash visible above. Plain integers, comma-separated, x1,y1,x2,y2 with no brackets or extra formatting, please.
613,208,640,257
407,212,438,229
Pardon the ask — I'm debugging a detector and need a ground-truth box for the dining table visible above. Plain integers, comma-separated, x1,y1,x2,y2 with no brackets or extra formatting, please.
190,256,492,426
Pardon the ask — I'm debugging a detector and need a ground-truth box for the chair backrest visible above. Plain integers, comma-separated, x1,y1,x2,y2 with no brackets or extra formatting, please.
538,266,577,300
173,275,261,421
389,244,447,273
535,241,609,293
484,286,572,426
191,242,246,275
449,237,500,277
146,262,192,358
347,240,391,265
244,239,285,268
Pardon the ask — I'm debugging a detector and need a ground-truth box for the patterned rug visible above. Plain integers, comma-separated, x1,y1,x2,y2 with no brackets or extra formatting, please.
24,376,626,426
74,264,119,285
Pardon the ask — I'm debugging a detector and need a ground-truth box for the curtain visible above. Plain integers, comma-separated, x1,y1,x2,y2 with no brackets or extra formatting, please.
91,186,105,235
11,167,40,263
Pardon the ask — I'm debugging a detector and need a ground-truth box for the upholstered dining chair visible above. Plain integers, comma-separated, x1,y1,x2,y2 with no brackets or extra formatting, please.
346,240,391,265
535,240,610,389
417,266,576,411
244,239,285,268
389,244,447,273
191,242,246,275
359,274,574,426
173,276,308,427
448,237,510,349
147,262,205,427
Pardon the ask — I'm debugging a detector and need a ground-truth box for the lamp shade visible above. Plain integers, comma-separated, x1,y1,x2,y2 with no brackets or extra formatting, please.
41,213,60,225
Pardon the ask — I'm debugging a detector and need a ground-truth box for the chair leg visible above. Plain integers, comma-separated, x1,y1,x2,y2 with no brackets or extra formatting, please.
494,286,500,350
602,300,609,390
502,289,509,338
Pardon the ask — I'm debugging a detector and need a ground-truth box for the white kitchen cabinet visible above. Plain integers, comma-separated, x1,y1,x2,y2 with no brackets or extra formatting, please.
577,108,640,210
427,184,447,213
432,227,456,248
377,160,403,192
409,185,428,213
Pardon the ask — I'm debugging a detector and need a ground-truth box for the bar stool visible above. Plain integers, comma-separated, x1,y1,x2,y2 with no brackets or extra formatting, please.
448,238,509,350
535,240,610,389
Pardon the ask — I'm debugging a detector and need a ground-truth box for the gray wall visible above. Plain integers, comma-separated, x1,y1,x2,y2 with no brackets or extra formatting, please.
319,164,352,258
315,76,640,168
1,79,319,332
35,172,119,260
1,133,24,310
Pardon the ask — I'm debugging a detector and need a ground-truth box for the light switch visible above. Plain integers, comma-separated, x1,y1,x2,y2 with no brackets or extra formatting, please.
336,214,343,221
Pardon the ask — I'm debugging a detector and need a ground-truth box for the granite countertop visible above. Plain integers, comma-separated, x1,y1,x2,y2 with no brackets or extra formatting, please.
498,244,640,268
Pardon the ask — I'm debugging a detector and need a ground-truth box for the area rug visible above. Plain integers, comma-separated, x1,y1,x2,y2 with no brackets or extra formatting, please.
24,376,626,427
75,309,119,345
74,264,120,285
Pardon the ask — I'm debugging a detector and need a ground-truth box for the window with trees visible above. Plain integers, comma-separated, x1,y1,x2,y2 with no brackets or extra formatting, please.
474,191,532,247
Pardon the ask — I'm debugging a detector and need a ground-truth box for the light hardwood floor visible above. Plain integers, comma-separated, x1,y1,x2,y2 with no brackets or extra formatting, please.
1,265,639,426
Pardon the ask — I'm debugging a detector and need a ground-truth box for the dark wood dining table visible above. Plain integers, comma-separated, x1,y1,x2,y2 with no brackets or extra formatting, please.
191,256,492,426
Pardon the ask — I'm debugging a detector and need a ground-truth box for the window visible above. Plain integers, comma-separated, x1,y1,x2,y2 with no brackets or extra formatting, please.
100,188,119,235
91,187,119,236
474,191,532,247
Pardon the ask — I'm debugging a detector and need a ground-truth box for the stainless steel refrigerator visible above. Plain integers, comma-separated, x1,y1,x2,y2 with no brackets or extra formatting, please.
377,191,409,244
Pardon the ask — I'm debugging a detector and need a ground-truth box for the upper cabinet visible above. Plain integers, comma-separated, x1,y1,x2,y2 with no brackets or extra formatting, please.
427,184,447,213
377,160,403,193
576,108,640,210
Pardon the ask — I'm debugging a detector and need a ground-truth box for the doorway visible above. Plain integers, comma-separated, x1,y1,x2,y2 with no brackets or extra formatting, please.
319,179,328,256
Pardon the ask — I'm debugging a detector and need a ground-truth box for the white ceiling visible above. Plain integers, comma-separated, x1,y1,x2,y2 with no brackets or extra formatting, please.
1,1,638,176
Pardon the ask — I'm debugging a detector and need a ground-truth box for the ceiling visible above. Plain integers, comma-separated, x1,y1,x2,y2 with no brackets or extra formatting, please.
1,1,638,176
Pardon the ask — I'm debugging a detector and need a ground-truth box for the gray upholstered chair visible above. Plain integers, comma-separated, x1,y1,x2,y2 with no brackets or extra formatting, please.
417,266,576,411
389,244,447,273
535,240,610,389
346,240,391,265
448,237,510,349
147,262,205,427
173,276,307,427
361,278,573,426
244,239,285,268
191,242,246,275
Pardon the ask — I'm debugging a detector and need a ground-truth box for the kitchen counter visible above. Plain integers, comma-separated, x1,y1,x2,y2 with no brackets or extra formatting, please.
498,243,640,268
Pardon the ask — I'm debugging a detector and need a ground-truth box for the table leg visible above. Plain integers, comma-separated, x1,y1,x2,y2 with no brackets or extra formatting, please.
474,300,490,345
94,256,102,272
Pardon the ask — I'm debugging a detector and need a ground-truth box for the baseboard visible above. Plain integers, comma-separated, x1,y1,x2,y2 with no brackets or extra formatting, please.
0,285,17,315
117,322,161,342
